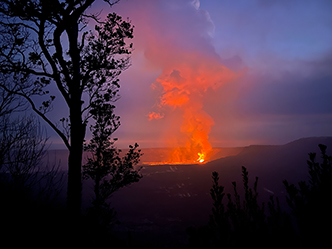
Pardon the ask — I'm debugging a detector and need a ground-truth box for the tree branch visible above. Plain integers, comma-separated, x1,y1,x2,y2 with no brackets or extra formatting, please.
0,20,39,34
0,84,70,149
53,23,73,90
104,0,121,7
67,0,95,21
81,12,104,24
79,31,88,52
38,19,70,105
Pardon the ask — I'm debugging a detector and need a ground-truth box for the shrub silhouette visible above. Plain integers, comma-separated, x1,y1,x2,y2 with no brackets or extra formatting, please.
199,167,296,249
189,144,332,248
283,144,332,248
187,145,332,248
0,116,65,247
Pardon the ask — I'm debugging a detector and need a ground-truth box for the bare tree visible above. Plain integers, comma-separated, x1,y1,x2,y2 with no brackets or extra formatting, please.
0,75,62,206
0,74,27,117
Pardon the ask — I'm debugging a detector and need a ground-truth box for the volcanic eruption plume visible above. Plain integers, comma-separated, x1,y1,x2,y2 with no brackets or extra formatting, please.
149,52,238,164
117,0,240,164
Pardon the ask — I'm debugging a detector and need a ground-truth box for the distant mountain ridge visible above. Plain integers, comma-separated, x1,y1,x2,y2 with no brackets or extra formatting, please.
45,136,332,171
205,136,332,202
227,136,332,158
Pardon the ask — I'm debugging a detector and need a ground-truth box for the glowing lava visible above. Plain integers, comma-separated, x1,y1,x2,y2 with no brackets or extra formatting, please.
148,58,238,165
143,149,208,165
197,152,205,163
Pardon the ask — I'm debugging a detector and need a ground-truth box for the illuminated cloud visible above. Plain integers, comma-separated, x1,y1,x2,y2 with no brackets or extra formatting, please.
148,112,164,121
92,0,332,150
123,1,241,163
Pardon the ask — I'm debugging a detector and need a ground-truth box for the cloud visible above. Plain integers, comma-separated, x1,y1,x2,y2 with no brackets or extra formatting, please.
107,0,332,148
111,0,242,159
234,51,332,117
148,112,164,121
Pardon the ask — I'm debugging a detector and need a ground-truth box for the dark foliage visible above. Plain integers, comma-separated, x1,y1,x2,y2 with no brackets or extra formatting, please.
0,72,63,202
187,167,296,249
83,99,142,230
283,144,332,248
0,97,65,247
0,1,143,246
0,0,134,213
187,145,332,248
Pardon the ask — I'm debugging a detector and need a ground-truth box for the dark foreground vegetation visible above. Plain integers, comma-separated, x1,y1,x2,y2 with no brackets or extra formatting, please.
187,144,332,249
0,1,142,246
1,143,331,248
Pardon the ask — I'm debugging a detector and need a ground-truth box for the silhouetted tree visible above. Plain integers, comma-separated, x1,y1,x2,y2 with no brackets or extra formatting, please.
207,171,230,248
188,143,332,249
0,115,45,184
188,166,298,249
0,0,134,215
0,74,66,247
0,114,65,210
212,167,268,248
0,72,62,200
83,99,142,229
0,74,28,117
283,144,332,248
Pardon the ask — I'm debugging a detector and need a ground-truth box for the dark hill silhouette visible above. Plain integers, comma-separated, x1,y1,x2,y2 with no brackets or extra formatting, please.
208,136,332,195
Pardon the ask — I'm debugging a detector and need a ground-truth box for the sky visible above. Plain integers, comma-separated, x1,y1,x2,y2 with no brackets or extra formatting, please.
49,0,332,149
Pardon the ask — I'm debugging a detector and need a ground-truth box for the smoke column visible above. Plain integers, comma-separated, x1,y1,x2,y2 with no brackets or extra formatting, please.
112,0,240,163
149,51,238,163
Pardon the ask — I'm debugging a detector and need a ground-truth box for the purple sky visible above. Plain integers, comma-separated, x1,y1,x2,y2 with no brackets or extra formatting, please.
49,0,332,149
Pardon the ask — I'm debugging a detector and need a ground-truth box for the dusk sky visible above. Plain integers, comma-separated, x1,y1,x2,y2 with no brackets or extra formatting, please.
49,0,332,149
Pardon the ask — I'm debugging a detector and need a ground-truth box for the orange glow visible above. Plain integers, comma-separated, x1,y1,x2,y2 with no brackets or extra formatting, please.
197,152,205,163
143,150,207,165
148,55,239,164
148,51,239,164
148,111,164,121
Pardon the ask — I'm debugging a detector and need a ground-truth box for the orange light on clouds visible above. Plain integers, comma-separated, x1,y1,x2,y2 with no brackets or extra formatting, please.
147,111,164,121
112,0,240,161
149,52,239,164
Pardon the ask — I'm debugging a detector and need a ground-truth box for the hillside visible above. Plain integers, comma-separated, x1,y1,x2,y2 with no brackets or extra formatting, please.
106,137,332,245
43,137,332,246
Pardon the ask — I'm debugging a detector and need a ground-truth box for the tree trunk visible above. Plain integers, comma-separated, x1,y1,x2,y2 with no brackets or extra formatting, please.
67,124,83,216
94,175,101,207
66,22,84,216
67,94,84,215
